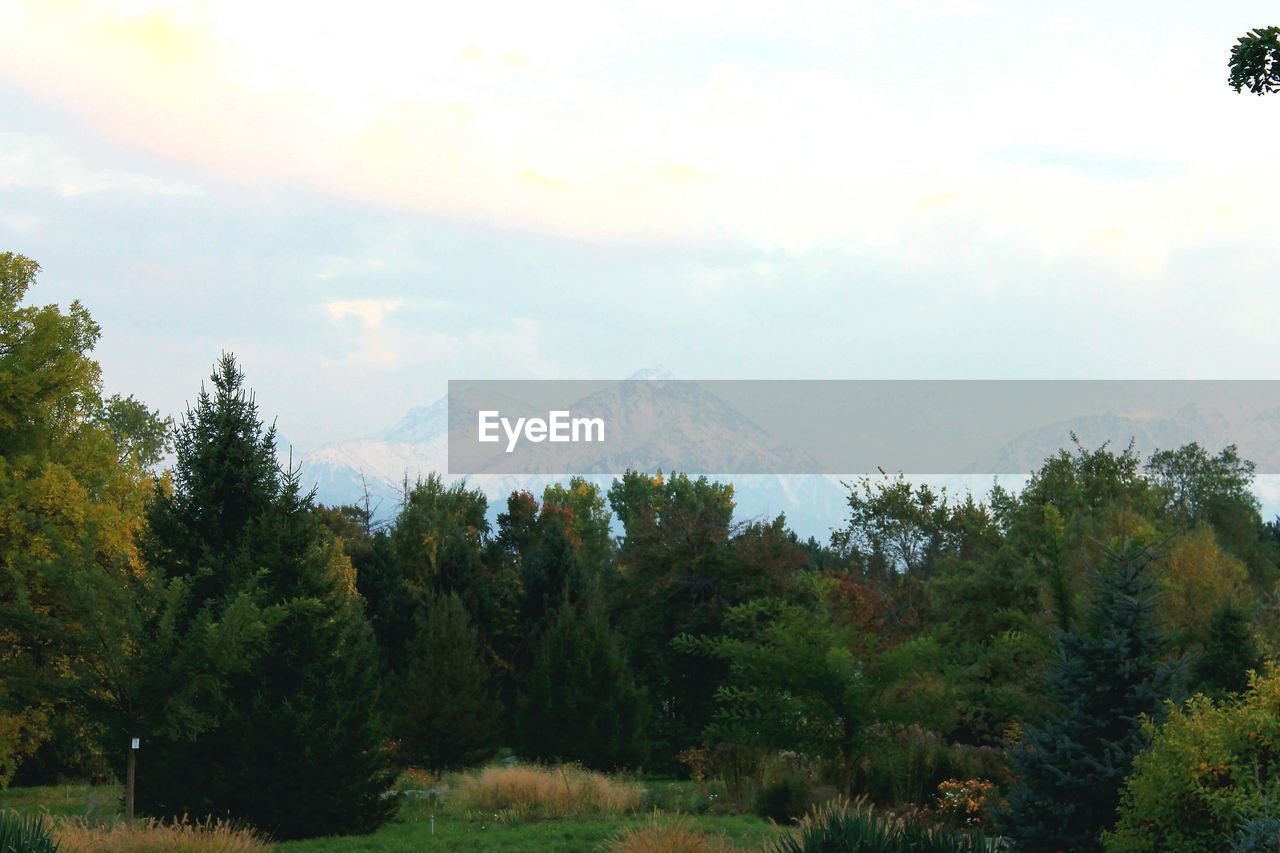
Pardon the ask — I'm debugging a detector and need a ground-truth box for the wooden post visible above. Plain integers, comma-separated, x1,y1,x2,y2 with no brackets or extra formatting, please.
125,737,138,823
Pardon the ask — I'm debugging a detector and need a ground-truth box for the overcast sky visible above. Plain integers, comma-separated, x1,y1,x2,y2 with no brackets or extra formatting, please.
1,1,1278,449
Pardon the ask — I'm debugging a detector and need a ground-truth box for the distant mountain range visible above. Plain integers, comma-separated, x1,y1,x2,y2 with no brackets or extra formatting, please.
294,376,1280,540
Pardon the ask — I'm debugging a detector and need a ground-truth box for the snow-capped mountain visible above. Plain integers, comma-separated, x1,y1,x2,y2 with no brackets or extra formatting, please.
296,375,853,539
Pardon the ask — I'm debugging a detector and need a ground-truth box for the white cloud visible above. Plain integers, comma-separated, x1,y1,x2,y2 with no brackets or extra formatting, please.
325,298,403,331
3,0,1277,280
0,132,196,197
325,298,404,364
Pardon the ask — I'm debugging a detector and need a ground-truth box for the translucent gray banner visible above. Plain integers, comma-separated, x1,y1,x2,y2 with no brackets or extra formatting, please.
447,380,1280,475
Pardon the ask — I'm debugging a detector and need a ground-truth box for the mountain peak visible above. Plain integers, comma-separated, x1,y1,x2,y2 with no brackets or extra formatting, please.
627,366,675,381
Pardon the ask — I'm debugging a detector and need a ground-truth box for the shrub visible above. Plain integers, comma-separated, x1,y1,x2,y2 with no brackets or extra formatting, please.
52,815,270,852
754,777,810,824
1106,667,1280,852
767,797,994,852
0,810,58,853
456,763,643,821
935,779,999,833
608,816,731,852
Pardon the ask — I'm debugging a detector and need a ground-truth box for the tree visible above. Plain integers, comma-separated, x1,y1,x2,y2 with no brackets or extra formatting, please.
540,476,615,573
926,547,1053,745
521,514,587,632
1146,444,1256,526
518,597,647,770
315,503,412,674
674,582,871,790
1190,604,1262,699
0,253,157,786
1230,27,1280,95
996,543,1177,852
394,592,500,769
1154,526,1248,652
607,471,807,761
130,355,395,839
1107,667,1280,851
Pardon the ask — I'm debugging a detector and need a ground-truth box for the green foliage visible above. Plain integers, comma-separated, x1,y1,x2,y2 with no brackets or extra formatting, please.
1147,443,1258,526
130,355,395,840
314,503,412,674
609,470,804,760
927,548,1052,745
0,810,57,853
395,592,501,769
521,515,587,630
832,474,999,580
97,394,171,469
1192,604,1263,699
675,582,869,788
1105,668,1280,852
1230,27,1280,94
541,476,615,572
997,543,1177,852
518,598,648,770
0,253,157,788
767,797,993,853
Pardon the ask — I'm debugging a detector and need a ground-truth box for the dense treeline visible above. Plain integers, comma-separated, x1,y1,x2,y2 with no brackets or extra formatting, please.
6,251,1280,848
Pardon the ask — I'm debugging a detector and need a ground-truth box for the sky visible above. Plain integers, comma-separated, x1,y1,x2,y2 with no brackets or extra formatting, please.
1,0,1278,450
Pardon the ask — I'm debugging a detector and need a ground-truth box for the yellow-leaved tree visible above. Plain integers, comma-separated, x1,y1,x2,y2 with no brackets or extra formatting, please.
0,252,165,786
1154,525,1248,652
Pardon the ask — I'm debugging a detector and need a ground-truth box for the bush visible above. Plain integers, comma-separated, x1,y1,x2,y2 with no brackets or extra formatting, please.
1106,667,1280,852
456,763,643,821
767,797,994,852
754,777,810,824
52,815,271,852
0,810,58,853
934,779,999,833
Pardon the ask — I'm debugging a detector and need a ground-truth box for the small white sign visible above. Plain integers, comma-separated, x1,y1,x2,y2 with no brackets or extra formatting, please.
131,738,140,750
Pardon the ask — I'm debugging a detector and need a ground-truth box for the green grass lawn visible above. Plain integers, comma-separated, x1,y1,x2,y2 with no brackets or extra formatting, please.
2,780,784,851
0,782,122,819
283,800,778,851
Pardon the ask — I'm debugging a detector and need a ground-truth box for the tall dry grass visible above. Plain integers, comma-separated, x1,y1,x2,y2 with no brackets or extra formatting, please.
53,815,272,852
457,763,644,820
608,816,732,852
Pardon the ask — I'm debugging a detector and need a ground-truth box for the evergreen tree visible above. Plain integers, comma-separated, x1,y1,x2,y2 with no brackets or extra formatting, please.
1191,603,1262,698
996,543,1176,852
521,515,586,631
518,597,647,770
130,355,395,839
394,592,500,769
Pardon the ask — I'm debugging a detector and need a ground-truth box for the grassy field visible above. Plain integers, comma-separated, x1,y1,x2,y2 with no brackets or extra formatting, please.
2,769,786,852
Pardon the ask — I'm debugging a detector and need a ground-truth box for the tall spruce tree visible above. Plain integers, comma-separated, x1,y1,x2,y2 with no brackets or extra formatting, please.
517,597,647,770
997,542,1177,852
130,355,395,840
521,516,586,632
394,591,500,769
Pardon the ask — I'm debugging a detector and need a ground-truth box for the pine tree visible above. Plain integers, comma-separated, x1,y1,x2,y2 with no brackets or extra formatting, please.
130,355,395,839
521,516,586,632
394,592,500,769
518,597,647,770
996,543,1177,852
